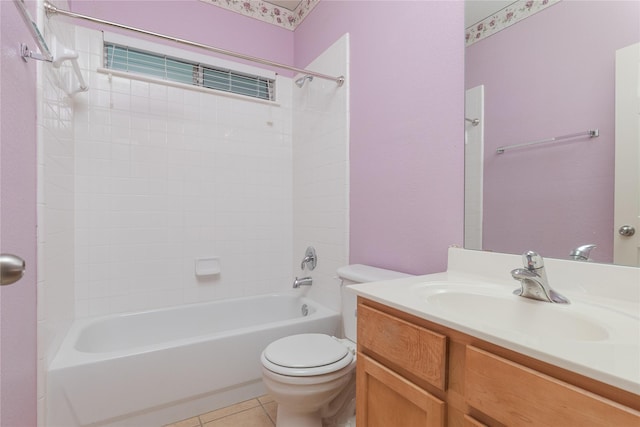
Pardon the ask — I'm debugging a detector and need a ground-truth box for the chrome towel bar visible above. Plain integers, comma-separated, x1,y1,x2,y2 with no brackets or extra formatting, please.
496,129,599,154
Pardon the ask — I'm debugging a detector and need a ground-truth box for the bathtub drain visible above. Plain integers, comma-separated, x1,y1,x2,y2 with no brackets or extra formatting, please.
301,304,309,316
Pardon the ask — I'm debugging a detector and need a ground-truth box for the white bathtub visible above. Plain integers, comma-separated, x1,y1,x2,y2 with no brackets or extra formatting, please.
47,293,340,426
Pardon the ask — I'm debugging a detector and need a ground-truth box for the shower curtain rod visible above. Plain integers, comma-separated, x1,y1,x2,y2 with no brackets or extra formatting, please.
43,1,345,87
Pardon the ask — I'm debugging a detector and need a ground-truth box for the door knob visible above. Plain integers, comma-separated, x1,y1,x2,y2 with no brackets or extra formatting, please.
0,254,26,286
618,225,636,237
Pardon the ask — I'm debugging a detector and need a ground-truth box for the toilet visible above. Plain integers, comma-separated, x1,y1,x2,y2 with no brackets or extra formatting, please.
260,264,411,427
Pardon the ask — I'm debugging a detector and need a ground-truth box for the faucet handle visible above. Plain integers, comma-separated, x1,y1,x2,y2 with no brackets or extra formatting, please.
300,246,317,271
522,251,544,270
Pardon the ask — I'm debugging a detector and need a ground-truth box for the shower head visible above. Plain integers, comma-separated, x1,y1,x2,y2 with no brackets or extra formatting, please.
295,75,314,88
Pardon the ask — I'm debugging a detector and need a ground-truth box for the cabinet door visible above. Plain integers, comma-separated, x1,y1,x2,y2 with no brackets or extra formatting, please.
357,353,445,427
465,346,640,426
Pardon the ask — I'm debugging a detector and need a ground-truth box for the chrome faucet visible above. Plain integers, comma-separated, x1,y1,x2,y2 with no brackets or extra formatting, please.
511,251,569,304
293,276,313,288
300,246,317,271
569,244,596,261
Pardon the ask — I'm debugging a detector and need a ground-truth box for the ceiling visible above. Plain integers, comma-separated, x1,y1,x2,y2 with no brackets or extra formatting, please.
267,0,302,11
465,0,516,27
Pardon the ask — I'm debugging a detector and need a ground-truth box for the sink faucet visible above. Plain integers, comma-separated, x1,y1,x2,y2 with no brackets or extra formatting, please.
293,276,313,288
569,244,596,261
511,251,569,304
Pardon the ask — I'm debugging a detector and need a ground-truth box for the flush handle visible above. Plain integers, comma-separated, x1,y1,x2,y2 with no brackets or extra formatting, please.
1,254,26,286
618,225,636,237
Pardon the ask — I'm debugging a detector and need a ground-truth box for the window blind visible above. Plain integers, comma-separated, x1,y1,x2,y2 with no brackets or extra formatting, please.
104,43,275,101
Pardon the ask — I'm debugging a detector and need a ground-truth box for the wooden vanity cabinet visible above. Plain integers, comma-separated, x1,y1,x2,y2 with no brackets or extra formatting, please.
356,297,640,427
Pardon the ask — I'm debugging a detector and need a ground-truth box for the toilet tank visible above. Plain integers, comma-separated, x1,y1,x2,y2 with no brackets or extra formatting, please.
337,264,411,342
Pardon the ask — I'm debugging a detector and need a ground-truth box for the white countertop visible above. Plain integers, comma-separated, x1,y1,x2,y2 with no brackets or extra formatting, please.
348,248,640,395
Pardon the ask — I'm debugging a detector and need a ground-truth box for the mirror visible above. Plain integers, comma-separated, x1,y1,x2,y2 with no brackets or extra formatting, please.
464,0,639,265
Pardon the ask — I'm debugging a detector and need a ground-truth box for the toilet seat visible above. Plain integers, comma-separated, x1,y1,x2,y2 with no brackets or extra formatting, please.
262,334,354,377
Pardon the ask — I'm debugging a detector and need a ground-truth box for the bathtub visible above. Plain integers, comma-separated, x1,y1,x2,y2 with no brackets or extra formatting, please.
47,293,340,426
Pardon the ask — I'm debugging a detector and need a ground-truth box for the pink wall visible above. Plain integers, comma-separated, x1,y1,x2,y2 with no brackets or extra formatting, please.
69,0,294,75
295,1,465,275
0,0,39,425
466,1,640,263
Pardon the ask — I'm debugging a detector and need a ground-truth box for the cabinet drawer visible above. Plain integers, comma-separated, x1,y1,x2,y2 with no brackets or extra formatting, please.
465,346,640,426
358,303,447,390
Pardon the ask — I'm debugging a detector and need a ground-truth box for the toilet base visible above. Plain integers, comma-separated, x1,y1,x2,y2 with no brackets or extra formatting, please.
276,406,322,427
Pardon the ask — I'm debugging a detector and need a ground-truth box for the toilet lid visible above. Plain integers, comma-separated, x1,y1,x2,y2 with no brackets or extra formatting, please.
263,334,352,370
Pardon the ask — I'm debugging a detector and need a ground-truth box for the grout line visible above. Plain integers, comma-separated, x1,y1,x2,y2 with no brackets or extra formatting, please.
257,398,276,426
198,399,262,426
200,408,260,426
168,396,276,427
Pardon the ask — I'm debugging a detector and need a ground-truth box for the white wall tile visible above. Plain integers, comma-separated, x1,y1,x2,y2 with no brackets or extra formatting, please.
292,34,350,314
70,28,295,316
38,4,77,424
40,46,348,427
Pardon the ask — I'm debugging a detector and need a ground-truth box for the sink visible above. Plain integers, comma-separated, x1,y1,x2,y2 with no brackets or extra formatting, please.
415,282,612,342
347,251,640,395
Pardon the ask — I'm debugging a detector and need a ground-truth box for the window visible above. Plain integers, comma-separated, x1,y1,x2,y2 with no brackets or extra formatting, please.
104,43,275,101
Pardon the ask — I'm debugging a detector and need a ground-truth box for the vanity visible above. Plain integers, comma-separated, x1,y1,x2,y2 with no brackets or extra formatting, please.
349,248,640,426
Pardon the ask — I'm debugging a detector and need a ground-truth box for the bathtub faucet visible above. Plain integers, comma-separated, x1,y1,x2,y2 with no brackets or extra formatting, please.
300,246,317,271
293,276,313,288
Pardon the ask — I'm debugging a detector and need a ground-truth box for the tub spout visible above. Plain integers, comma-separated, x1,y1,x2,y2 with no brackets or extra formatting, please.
293,276,312,288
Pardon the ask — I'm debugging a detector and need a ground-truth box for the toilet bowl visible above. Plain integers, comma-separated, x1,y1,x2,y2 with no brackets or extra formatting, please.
260,265,411,427
261,334,356,427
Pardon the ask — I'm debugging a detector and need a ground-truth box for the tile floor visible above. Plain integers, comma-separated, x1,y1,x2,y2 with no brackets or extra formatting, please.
164,395,277,427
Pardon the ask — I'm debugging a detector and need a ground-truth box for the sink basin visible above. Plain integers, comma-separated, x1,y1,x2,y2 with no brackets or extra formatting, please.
348,264,640,395
415,282,612,342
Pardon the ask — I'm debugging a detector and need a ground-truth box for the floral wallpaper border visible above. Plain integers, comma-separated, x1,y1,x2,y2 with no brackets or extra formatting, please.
203,0,562,41
199,0,319,30
466,0,561,46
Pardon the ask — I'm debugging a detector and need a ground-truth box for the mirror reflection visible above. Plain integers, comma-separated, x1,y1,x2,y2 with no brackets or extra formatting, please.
464,0,640,266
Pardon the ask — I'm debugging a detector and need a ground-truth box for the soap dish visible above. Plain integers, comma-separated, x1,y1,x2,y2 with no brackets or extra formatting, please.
195,257,221,276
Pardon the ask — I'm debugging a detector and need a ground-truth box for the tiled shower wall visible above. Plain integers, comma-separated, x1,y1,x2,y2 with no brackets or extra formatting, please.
37,0,76,421
292,35,349,313
72,27,295,317
38,20,348,426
